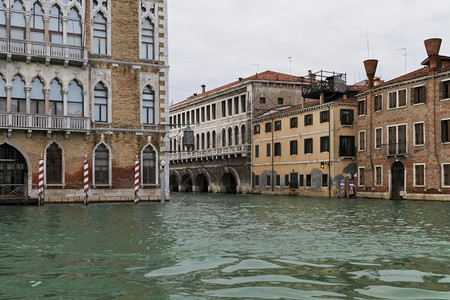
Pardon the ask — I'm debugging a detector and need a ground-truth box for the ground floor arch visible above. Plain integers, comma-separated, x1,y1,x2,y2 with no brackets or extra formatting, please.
0,143,28,202
180,173,193,192
220,172,237,193
391,161,405,199
169,174,179,192
195,173,209,192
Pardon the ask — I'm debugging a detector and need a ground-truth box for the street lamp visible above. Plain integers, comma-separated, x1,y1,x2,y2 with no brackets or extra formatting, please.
182,124,195,152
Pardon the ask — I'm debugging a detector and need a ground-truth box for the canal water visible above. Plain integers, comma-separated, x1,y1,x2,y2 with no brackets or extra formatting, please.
0,193,449,299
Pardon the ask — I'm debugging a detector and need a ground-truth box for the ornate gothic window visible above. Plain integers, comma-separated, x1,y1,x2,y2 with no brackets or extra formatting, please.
141,18,154,60
0,75,6,112
49,79,63,116
46,143,62,184
30,2,44,42
49,5,63,43
92,12,107,54
11,75,26,113
141,86,154,124
67,80,83,116
94,82,107,122
142,146,156,185
0,1,5,37
30,77,45,114
11,1,26,40
67,8,82,46
94,144,110,185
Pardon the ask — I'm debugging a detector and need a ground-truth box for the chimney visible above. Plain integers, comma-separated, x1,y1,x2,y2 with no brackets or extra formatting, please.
363,59,378,89
201,84,206,93
374,77,381,86
424,38,442,71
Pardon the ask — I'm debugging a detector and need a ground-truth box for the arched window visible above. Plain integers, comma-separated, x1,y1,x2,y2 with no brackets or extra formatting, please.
49,5,63,43
94,144,109,185
0,1,7,37
67,80,83,116
46,143,62,184
0,75,6,112
11,1,26,40
142,145,156,185
30,77,45,114
234,126,239,146
67,8,82,46
241,125,246,144
222,129,226,147
212,131,216,148
228,128,232,147
30,2,44,42
94,82,107,122
142,86,154,124
92,12,107,55
196,134,200,151
49,80,63,116
207,132,211,149
11,75,26,113
201,133,205,150
141,18,154,60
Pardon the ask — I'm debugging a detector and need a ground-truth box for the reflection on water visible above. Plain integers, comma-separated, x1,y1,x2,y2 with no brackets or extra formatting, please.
0,193,449,299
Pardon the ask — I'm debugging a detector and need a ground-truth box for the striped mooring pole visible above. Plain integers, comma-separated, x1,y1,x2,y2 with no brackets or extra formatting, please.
83,156,89,205
38,154,44,206
134,156,140,203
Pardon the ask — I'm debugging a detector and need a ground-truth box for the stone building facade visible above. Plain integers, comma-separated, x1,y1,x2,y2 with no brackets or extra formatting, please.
169,71,305,194
252,73,362,197
0,0,169,203
356,38,450,201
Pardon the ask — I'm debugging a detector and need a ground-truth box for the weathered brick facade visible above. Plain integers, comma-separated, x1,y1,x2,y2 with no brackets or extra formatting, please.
0,0,169,203
356,39,450,201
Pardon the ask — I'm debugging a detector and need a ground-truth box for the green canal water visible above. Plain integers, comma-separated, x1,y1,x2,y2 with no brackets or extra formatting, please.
0,193,449,299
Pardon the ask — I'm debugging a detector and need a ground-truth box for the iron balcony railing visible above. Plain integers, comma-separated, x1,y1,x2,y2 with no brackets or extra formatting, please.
0,38,87,63
170,144,251,160
0,112,90,132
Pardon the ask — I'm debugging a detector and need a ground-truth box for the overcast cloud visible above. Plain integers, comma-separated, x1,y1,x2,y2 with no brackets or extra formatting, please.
168,0,450,104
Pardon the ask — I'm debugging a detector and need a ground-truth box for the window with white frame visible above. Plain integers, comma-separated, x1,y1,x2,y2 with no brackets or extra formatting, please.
442,119,450,143
414,122,425,146
443,164,450,187
358,167,365,187
412,85,426,104
142,86,155,124
388,89,407,109
441,80,450,100
94,82,108,122
358,99,366,116
143,145,156,185
141,18,154,60
359,130,366,151
375,127,382,149
67,80,84,116
374,94,383,112
387,124,407,155
94,143,110,185
374,166,382,186
414,164,425,187
92,12,107,55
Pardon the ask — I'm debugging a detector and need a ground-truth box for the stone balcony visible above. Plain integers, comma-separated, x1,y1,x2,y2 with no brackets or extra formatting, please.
0,112,90,137
170,144,251,161
0,38,87,67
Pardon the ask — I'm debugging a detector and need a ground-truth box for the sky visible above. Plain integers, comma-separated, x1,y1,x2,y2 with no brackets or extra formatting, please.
167,0,450,104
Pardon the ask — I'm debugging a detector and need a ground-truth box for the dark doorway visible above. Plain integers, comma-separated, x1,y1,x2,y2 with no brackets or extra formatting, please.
391,161,405,199
169,175,179,192
195,174,209,192
220,172,237,193
180,174,192,192
0,144,27,202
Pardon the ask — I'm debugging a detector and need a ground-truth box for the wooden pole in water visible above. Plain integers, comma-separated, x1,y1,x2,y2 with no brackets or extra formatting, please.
38,154,44,205
83,155,89,205
134,155,140,203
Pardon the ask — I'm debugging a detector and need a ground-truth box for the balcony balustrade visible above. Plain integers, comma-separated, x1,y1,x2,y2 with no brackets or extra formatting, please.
170,144,251,161
0,38,87,65
0,112,90,132
382,142,409,157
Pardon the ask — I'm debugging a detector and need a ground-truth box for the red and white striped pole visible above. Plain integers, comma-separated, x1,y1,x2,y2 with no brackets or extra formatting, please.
83,155,89,205
38,154,44,205
134,155,140,203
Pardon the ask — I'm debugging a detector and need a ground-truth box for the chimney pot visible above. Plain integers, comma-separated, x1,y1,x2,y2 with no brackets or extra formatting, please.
364,59,378,89
424,38,442,57
201,84,206,93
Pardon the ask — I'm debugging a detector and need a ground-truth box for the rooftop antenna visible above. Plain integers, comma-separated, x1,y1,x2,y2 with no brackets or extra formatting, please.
397,48,407,73
251,64,259,74
287,57,293,74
